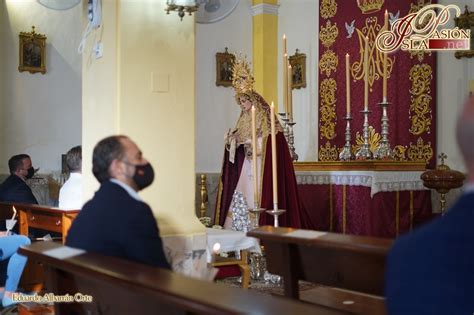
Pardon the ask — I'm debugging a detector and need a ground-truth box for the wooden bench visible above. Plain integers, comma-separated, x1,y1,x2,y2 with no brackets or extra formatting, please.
19,242,350,315
0,202,80,292
247,226,393,314
0,202,80,244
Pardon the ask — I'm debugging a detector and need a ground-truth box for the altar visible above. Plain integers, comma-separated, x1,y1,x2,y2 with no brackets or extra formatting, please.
293,161,434,238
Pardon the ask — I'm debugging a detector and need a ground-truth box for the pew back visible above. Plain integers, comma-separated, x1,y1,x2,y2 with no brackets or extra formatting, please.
247,226,392,297
19,242,350,315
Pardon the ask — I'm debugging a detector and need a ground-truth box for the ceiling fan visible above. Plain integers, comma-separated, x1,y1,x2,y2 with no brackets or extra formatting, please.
37,0,81,10
196,0,240,24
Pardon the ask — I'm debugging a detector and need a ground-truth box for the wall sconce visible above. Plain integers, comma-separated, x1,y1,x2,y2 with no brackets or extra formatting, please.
165,0,199,21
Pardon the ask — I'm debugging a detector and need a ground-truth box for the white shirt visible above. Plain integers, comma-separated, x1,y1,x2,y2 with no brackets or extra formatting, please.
110,178,143,202
58,173,83,209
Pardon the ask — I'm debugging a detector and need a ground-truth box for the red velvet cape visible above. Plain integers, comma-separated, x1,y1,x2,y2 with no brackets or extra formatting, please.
214,132,302,228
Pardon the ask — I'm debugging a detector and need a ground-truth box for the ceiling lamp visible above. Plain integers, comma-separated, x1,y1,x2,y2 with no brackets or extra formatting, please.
165,0,199,21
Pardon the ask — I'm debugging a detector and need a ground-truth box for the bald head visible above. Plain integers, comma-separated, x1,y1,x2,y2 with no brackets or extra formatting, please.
456,96,474,168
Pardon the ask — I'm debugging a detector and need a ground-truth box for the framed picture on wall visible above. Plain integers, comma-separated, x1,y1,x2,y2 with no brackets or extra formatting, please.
289,49,306,89
216,47,235,87
454,6,474,59
18,26,47,74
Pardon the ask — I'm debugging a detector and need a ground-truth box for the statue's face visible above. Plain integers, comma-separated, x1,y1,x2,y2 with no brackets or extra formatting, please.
239,96,252,111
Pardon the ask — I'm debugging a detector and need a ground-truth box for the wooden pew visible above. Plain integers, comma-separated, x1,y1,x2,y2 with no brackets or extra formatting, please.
19,242,350,315
0,202,80,292
0,202,80,244
247,226,393,315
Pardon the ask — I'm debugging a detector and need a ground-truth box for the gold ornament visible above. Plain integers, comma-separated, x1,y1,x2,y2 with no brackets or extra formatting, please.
319,50,338,77
352,126,380,154
319,78,337,140
231,56,255,96
319,141,338,161
392,145,408,161
407,137,433,163
320,0,337,19
320,20,339,48
357,0,384,14
409,64,433,135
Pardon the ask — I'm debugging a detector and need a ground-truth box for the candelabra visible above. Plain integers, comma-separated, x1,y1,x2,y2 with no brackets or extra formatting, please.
339,114,354,161
248,205,266,230
373,101,393,159
266,208,286,227
278,113,298,161
355,109,373,160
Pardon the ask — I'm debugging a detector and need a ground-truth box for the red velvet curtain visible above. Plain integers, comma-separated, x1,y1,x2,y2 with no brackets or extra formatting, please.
318,0,436,168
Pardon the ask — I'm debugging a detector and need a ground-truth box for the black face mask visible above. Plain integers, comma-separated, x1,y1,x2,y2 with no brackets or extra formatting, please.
132,163,154,190
25,167,35,179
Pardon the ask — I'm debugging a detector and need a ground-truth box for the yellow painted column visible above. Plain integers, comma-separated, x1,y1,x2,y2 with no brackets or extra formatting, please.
82,0,203,236
252,0,279,105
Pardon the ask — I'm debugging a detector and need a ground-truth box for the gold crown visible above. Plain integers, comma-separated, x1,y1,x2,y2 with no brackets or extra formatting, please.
357,0,384,14
232,56,255,95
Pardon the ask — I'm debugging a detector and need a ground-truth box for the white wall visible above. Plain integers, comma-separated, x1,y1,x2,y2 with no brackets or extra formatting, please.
436,0,474,173
0,0,82,173
278,0,318,161
195,0,253,173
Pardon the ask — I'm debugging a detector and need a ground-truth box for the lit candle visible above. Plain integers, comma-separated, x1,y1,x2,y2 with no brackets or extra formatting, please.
346,53,351,115
288,64,293,120
251,105,258,207
364,36,369,111
383,10,388,102
283,53,288,115
270,102,278,207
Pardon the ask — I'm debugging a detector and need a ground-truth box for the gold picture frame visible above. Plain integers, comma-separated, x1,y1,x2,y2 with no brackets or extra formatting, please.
18,26,46,74
289,49,306,89
454,6,474,59
216,47,235,87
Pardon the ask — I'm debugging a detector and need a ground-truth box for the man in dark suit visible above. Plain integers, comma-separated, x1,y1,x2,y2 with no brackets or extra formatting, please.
385,96,474,315
0,154,38,204
66,135,170,269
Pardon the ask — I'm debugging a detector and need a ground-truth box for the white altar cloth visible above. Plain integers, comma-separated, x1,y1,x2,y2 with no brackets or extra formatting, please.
206,228,261,263
296,170,427,197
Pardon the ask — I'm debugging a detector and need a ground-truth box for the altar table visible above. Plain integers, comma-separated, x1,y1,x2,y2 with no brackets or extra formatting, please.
293,162,434,238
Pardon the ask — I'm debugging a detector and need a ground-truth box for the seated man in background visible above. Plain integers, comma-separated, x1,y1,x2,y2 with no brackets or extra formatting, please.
385,96,474,314
59,145,82,209
66,135,170,269
0,234,30,308
0,155,38,205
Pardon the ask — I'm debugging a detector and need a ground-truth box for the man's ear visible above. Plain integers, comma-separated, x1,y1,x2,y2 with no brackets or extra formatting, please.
109,159,122,178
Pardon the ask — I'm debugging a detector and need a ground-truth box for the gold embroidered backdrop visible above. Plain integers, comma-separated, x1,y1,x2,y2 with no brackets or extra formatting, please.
318,0,436,167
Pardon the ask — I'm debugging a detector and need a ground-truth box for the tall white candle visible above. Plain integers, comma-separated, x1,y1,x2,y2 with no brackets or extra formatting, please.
270,102,278,207
346,53,351,115
288,64,293,120
283,53,288,115
383,10,388,102
251,105,258,207
364,36,369,111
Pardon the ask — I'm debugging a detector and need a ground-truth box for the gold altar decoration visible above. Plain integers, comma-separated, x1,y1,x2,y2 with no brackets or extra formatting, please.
357,0,384,14
352,126,380,154
319,20,339,48
407,137,433,162
293,160,426,172
409,64,433,136
320,0,337,19
318,141,339,161
392,145,408,161
319,78,337,140
352,17,393,91
319,50,338,77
